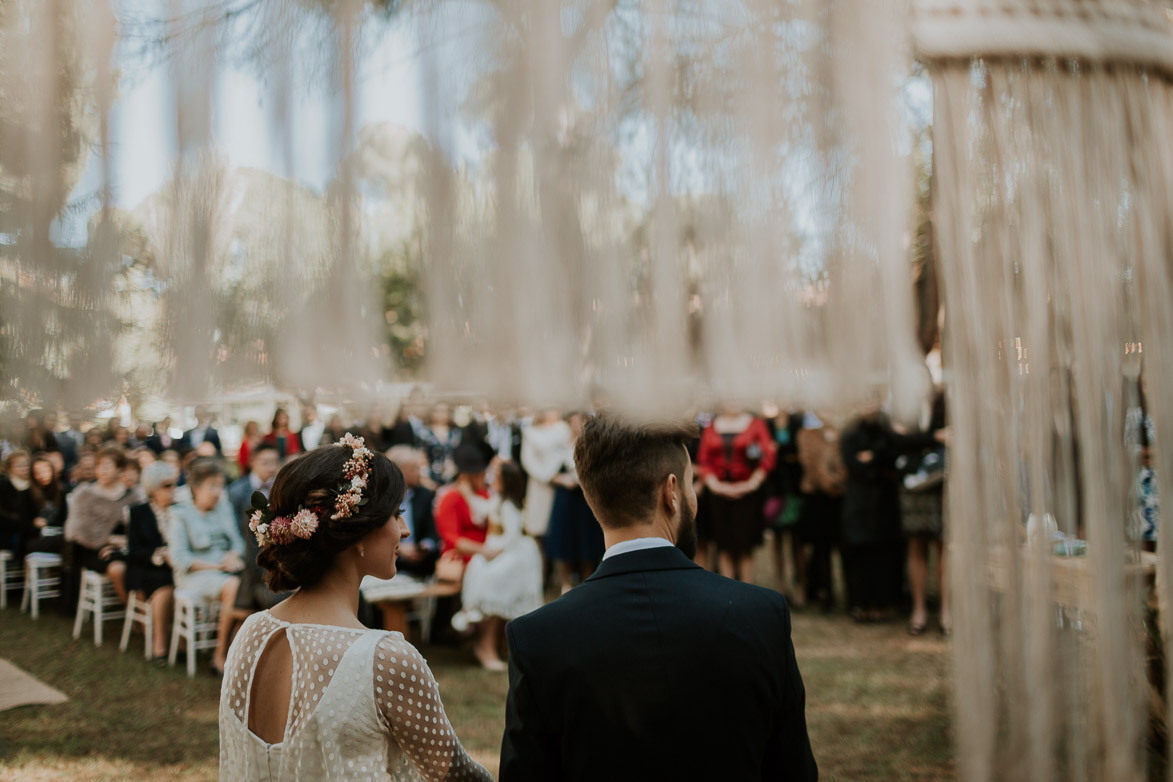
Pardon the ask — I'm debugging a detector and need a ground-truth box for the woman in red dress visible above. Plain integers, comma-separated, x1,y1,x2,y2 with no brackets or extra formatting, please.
261,408,302,460
697,405,776,583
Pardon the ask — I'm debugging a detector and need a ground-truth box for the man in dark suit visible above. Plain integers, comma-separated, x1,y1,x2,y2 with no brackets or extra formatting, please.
145,416,176,455
386,445,440,577
226,443,285,611
181,406,221,455
500,412,817,782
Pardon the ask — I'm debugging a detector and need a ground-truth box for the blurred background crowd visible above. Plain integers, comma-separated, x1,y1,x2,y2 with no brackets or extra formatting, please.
0,385,980,677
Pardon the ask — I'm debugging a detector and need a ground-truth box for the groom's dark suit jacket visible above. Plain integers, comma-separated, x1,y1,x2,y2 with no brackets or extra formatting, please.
500,545,817,781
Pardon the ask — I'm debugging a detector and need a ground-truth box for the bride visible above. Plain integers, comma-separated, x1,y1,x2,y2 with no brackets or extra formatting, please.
219,435,492,781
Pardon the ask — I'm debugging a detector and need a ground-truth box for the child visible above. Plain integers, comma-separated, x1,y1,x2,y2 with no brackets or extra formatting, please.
452,461,543,670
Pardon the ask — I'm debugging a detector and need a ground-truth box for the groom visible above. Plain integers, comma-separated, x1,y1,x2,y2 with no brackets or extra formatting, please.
500,412,817,781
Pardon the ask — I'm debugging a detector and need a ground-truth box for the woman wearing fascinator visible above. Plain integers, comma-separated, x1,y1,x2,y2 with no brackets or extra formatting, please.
218,435,491,781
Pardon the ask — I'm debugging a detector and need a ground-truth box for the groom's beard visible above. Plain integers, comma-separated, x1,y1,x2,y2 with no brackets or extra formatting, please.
675,496,698,560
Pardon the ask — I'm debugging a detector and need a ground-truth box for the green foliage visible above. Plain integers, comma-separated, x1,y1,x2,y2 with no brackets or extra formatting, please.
378,240,426,375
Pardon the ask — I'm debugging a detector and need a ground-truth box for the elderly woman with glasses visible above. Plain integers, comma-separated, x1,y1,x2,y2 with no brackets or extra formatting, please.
126,461,180,661
169,458,244,675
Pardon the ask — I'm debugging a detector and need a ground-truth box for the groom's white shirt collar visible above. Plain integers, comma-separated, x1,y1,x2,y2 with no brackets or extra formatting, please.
602,536,675,561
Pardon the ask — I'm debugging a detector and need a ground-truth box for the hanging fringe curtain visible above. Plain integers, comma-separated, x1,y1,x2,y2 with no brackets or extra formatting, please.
914,1,1173,779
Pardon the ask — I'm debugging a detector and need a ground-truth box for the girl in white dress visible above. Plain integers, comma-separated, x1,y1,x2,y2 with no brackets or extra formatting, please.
219,435,491,782
451,462,544,670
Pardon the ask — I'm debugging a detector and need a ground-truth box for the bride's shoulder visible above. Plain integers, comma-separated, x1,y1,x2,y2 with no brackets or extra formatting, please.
373,631,429,673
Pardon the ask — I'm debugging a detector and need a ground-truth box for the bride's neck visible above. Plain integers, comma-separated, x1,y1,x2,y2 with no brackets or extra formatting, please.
281,560,364,627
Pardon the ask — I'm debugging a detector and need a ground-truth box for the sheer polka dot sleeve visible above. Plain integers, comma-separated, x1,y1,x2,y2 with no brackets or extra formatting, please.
373,634,493,781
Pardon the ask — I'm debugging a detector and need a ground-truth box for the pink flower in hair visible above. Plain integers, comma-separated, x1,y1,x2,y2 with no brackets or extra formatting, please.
291,509,319,539
269,516,295,545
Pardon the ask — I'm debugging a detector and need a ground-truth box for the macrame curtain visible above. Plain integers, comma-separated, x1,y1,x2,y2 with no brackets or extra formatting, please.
914,1,1173,780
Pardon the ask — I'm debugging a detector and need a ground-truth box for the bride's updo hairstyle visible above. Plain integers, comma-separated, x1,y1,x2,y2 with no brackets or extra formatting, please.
257,444,405,592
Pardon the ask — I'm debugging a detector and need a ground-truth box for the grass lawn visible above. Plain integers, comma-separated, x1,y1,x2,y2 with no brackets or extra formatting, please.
0,585,953,780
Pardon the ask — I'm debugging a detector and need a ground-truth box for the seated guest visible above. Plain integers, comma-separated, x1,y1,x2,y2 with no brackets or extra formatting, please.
121,458,147,506
129,445,156,470
452,461,543,670
126,462,179,662
435,445,491,564
227,443,279,521
387,446,440,577
64,447,136,604
169,458,244,676
226,443,288,613
0,449,38,558
70,448,97,489
26,455,67,554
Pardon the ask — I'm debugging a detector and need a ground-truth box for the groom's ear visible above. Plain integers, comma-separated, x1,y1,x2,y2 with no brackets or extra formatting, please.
660,473,679,515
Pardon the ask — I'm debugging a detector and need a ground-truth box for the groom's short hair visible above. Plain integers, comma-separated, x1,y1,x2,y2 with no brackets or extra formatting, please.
574,411,699,528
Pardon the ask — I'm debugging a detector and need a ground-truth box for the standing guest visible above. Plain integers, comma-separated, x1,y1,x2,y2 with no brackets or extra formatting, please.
358,411,391,454
24,410,59,453
318,414,349,446
126,462,179,661
765,408,807,602
236,420,262,475
0,450,38,558
797,414,847,613
499,411,817,781
262,408,302,461
58,413,85,475
226,443,287,613
413,402,463,484
840,404,905,622
461,401,500,466
386,446,440,578
520,409,572,540
169,459,244,676
696,405,776,583
385,403,417,449
182,406,222,455
130,422,154,449
435,446,491,563
899,393,950,635
688,411,717,570
544,412,604,593
298,407,325,451
146,417,177,455
453,461,543,670
64,446,135,604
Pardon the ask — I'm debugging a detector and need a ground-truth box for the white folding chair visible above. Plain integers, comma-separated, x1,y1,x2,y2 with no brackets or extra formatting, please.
120,591,155,659
21,553,62,619
72,569,126,646
169,589,220,678
0,550,22,609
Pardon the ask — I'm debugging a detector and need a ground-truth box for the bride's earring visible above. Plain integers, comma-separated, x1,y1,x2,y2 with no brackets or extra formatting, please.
358,545,365,558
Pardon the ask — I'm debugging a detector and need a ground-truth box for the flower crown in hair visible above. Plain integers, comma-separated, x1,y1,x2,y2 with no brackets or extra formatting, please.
248,434,374,548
